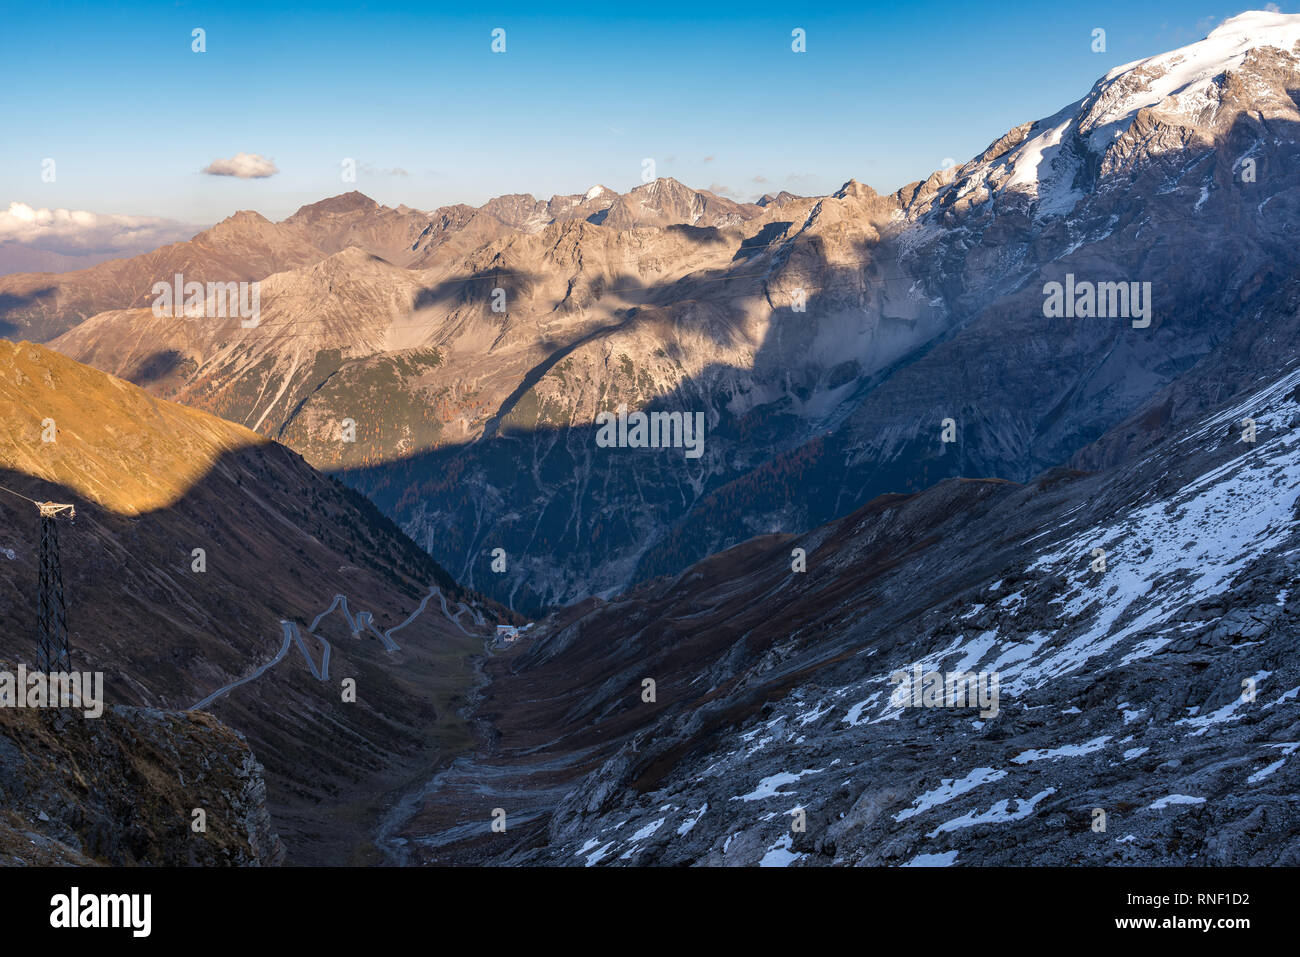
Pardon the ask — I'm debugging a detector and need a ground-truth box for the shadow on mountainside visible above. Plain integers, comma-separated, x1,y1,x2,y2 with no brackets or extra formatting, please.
337,110,1300,614
0,441,508,864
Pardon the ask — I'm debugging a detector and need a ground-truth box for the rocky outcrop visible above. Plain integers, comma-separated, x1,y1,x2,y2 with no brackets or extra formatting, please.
0,691,283,866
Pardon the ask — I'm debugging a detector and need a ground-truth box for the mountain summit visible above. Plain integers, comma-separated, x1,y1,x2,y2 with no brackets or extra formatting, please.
10,13,1300,617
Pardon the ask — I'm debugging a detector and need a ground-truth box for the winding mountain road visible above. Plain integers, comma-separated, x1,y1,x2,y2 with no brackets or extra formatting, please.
435,588,473,636
376,586,441,646
191,620,329,710
189,585,472,711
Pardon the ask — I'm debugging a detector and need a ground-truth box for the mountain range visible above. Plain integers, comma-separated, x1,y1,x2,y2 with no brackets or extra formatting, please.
7,14,1295,620
2,9,1299,866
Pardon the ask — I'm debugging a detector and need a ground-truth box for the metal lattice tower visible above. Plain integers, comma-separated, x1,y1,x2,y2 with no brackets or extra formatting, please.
36,502,75,674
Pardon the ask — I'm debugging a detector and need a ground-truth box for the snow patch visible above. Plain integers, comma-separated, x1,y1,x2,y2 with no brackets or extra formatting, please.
1147,794,1206,810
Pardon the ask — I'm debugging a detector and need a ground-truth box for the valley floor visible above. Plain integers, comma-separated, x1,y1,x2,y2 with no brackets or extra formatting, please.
378,365,1300,866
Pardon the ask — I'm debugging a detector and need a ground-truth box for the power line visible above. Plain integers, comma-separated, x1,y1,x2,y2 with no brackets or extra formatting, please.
0,482,40,506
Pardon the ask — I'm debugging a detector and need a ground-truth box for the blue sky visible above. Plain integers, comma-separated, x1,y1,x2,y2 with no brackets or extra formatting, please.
0,1,1267,228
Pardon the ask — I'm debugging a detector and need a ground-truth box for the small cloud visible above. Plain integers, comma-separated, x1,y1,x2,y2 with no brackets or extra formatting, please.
751,175,770,184
1194,14,1221,35
702,155,715,163
1264,3,1281,13
201,152,279,179
706,182,741,199
359,163,409,177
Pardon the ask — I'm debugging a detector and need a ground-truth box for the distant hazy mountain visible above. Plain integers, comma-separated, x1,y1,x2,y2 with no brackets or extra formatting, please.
0,211,323,342
0,243,143,275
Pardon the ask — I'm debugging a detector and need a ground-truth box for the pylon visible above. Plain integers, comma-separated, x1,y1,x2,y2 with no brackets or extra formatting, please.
36,502,74,674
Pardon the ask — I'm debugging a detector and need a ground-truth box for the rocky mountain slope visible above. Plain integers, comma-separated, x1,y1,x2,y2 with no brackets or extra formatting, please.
0,686,282,866
0,341,508,862
0,180,757,343
386,351,1300,865
34,13,1300,622
0,212,323,343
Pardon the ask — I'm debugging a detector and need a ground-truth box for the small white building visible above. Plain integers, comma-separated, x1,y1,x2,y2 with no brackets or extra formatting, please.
496,624,520,643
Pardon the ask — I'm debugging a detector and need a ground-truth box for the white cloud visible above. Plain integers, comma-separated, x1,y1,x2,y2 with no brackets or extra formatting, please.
0,202,199,256
359,163,409,177
201,152,279,179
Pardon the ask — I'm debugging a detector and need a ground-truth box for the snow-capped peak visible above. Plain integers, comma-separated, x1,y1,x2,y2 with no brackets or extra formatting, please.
1108,10,1300,85
1087,11,1300,139
585,184,610,200
908,10,1300,226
